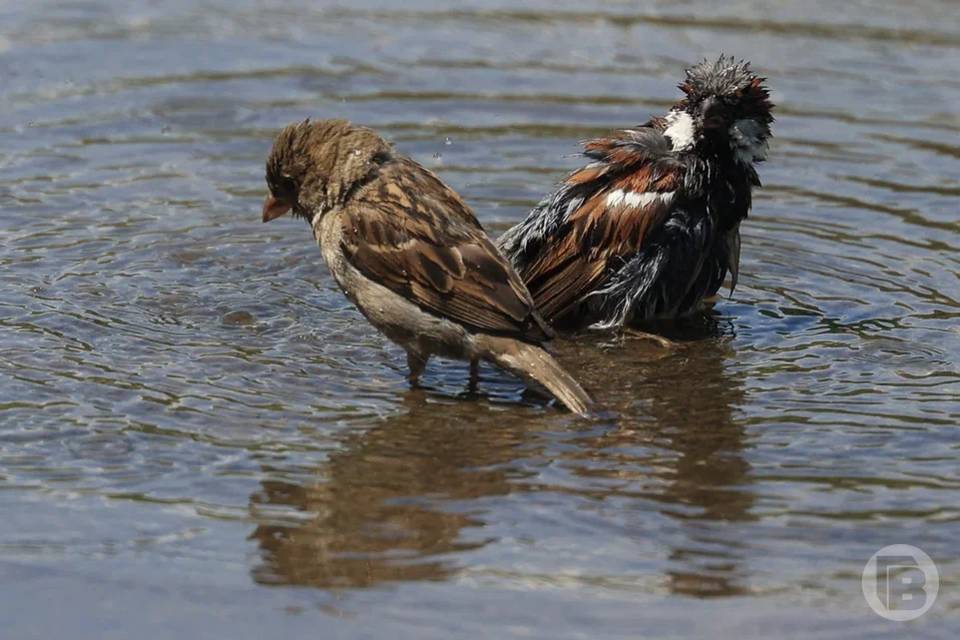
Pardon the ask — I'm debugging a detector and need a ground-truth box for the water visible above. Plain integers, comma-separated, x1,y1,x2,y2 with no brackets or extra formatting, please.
1,1,958,637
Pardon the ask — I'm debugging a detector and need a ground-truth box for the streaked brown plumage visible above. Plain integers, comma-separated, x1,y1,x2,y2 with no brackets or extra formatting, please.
261,118,592,415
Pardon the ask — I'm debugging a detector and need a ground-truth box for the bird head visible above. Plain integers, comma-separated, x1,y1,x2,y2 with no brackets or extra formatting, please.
663,56,775,165
262,118,391,223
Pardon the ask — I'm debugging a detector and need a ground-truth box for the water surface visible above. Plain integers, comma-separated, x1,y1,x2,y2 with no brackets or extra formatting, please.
1,1,958,638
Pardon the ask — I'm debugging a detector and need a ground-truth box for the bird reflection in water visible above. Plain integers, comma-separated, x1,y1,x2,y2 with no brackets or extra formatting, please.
559,310,753,597
249,310,753,596
248,394,552,588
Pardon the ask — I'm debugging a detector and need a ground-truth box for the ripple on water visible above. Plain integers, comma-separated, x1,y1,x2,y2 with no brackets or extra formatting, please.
0,1,959,638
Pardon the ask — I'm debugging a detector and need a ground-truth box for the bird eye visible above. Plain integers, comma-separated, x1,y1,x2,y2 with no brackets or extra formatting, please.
276,175,298,198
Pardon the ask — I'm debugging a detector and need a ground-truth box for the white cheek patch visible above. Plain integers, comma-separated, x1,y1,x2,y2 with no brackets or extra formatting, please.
729,118,768,164
605,189,675,209
663,111,696,151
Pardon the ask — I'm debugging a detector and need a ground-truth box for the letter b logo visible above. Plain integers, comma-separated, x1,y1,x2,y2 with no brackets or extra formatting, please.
863,545,939,621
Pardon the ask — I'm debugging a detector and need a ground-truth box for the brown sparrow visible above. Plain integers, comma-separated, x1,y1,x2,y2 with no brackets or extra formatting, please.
262,119,592,415
499,56,774,330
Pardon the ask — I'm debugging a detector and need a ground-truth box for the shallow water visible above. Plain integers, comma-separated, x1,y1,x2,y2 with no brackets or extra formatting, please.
1,1,958,638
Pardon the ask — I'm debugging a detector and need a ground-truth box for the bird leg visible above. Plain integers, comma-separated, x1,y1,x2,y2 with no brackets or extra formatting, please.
468,358,480,392
406,351,428,387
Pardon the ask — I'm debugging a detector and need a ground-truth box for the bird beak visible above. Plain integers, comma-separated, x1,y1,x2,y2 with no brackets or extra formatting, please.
700,97,725,131
262,195,292,223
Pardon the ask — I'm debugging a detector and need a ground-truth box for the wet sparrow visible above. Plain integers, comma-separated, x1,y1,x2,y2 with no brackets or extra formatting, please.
262,119,592,415
499,56,774,330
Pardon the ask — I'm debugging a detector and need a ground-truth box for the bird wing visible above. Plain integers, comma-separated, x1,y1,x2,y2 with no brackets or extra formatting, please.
339,157,552,342
512,128,685,323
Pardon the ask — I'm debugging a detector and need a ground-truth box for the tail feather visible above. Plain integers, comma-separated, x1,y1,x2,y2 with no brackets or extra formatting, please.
475,336,593,416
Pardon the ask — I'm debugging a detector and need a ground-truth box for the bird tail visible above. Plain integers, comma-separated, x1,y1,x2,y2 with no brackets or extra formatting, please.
475,336,593,416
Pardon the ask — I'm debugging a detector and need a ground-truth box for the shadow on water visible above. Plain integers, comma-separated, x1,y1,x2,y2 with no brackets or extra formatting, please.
248,311,753,596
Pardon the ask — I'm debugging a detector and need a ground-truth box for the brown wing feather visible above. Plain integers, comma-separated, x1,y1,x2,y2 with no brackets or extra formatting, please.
340,158,551,342
518,144,683,324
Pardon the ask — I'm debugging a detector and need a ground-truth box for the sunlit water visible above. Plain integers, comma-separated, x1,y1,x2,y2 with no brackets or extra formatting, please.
1,1,958,638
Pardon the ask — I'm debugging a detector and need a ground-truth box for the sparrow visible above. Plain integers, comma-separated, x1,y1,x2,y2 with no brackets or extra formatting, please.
498,56,774,330
262,118,592,415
